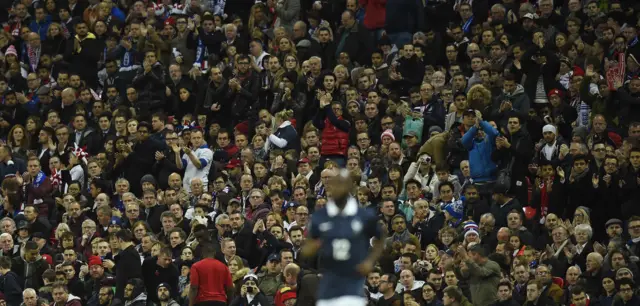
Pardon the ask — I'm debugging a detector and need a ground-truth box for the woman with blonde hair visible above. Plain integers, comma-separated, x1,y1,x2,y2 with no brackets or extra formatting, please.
333,65,350,87
276,37,297,64
269,27,288,53
43,23,67,57
229,255,250,295
266,109,299,152
265,212,284,229
283,54,301,75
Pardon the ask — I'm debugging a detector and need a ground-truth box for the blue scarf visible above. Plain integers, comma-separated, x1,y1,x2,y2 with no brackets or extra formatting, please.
33,171,46,188
462,16,474,34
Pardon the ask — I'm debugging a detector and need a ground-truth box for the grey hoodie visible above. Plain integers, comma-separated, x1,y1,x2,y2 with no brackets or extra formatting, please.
492,84,531,127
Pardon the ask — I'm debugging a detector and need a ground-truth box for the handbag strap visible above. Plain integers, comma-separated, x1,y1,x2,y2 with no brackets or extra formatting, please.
506,137,521,174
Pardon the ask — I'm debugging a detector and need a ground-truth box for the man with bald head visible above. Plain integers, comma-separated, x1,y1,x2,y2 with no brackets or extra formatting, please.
59,88,78,123
167,173,189,206
23,33,42,73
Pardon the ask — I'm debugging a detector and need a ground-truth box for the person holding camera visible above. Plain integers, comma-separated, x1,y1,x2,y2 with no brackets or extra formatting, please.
229,274,270,306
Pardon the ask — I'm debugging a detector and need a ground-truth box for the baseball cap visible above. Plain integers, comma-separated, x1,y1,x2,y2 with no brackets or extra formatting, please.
605,218,623,228
109,217,122,227
463,109,477,117
243,273,259,282
225,159,242,169
267,253,280,262
297,158,310,165
17,220,29,230
32,232,46,240
36,86,51,96
403,131,417,138
283,201,299,211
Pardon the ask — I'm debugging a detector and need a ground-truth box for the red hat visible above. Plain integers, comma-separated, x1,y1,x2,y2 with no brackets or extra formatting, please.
280,289,297,302
88,256,103,268
225,159,241,169
41,254,53,266
572,66,585,77
297,158,310,165
547,88,562,98
234,121,249,135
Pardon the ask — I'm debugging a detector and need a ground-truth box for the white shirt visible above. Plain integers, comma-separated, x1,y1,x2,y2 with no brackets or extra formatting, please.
182,145,214,192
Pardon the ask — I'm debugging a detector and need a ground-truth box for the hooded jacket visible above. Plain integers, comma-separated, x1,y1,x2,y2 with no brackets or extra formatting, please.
0,270,22,306
51,293,82,306
462,121,499,183
492,84,531,128
11,253,50,289
123,279,147,306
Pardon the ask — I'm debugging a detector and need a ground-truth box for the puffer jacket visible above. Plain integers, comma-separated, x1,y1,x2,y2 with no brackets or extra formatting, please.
461,121,499,183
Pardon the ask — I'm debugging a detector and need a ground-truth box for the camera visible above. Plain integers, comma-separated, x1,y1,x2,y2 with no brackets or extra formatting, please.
247,286,254,293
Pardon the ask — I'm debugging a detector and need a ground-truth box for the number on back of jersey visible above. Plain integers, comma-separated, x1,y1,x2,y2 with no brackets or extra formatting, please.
332,239,351,261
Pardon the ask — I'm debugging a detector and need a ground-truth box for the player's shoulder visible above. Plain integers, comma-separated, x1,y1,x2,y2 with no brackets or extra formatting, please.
356,205,378,220
310,206,329,221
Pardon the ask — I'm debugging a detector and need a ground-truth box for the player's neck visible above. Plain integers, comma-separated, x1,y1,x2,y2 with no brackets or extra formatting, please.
334,196,348,209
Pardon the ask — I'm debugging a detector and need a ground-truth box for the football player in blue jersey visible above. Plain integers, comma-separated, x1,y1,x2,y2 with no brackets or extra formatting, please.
303,168,385,306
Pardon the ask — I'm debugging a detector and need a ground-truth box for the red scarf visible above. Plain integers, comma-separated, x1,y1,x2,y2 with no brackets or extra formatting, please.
539,177,555,220
27,45,40,72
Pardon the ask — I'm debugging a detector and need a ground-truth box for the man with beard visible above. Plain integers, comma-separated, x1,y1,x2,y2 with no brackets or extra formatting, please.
376,274,401,306
65,22,100,88
227,55,259,126
257,253,284,303
493,115,533,205
98,286,117,306
389,44,425,96
142,248,179,304
117,122,164,196
83,256,115,305
0,91,30,126
197,67,229,126
410,199,444,249
123,278,147,306
51,284,82,306
157,283,179,306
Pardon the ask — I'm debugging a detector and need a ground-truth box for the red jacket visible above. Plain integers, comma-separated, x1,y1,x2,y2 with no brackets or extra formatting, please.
320,117,349,156
359,0,387,30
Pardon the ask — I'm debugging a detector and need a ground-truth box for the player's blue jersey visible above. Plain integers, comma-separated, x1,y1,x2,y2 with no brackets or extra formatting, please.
309,197,381,300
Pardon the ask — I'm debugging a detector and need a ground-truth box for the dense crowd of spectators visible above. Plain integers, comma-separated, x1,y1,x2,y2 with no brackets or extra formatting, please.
1,0,640,306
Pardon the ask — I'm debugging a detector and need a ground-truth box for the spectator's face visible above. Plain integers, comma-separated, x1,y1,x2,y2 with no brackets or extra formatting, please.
607,223,622,238
217,132,230,147
53,288,69,303
398,270,414,287
169,232,183,247
0,235,13,251
526,284,540,302
290,229,303,247
295,207,309,225
573,159,588,174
